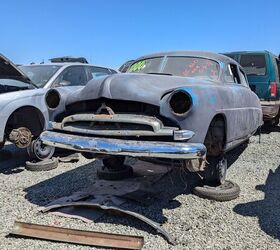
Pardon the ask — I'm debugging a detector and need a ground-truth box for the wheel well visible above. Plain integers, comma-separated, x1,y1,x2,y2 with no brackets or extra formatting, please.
5,106,45,139
204,114,227,156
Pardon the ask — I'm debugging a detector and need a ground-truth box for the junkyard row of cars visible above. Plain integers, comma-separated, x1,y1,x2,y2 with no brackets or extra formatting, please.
0,50,279,196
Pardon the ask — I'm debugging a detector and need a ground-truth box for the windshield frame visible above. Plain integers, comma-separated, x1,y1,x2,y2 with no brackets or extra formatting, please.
19,65,62,88
128,55,221,82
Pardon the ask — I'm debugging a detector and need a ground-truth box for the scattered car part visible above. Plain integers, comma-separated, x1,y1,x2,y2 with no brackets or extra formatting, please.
25,158,58,171
41,201,175,244
10,221,144,250
58,153,80,163
193,180,240,201
9,127,32,148
27,138,55,160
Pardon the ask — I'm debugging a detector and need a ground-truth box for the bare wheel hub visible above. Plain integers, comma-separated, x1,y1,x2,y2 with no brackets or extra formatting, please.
9,127,32,148
28,138,55,160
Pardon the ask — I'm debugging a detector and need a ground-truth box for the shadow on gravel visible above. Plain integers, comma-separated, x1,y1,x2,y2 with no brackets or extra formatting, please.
23,143,247,237
234,166,280,240
260,124,280,134
23,159,201,236
0,144,28,174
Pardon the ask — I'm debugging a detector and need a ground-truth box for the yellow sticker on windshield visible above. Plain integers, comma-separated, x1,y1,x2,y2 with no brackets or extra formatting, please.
128,60,146,72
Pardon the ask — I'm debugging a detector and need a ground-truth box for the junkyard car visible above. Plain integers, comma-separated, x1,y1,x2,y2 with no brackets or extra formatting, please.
0,55,117,159
224,51,280,125
40,51,263,184
19,56,118,89
0,54,50,154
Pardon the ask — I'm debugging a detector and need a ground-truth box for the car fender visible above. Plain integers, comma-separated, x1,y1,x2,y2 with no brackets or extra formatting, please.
0,90,49,142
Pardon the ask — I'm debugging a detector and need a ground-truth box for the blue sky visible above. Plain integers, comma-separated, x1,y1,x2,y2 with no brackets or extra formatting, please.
1,0,279,69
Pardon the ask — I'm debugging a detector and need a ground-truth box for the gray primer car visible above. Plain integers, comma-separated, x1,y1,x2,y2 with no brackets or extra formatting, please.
40,51,263,183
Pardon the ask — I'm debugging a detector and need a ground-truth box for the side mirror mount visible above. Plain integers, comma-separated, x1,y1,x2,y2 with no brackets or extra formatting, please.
59,80,71,86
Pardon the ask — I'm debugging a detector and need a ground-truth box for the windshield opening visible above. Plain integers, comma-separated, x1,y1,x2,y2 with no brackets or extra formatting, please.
0,79,34,93
240,54,267,76
19,65,62,87
127,57,164,74
163,57,219,80
128,56,220,81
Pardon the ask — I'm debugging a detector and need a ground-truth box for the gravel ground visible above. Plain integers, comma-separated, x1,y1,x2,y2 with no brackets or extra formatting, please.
1,128,280,250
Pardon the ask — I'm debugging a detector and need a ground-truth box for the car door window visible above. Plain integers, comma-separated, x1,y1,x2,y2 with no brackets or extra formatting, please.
54,66,88,86
239,68,248,86
225,64,241,84
88,66,112,80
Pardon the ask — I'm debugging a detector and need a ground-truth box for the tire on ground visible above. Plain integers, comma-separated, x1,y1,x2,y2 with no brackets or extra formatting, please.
25,158,58,171
193,180,240,201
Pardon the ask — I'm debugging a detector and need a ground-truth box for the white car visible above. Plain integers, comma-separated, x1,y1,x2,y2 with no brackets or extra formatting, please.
0,55,117,159
19,56,117,89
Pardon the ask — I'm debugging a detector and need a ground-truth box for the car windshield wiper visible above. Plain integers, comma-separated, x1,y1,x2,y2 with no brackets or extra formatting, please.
147,72,173,76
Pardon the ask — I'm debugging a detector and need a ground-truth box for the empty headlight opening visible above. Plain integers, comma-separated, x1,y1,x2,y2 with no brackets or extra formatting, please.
169,91,192,115
45,89,60,109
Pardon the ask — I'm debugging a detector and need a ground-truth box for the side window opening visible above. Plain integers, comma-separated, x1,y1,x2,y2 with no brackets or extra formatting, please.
88,66,112,80
240,54,267,76
54,66,88,87
239,68,248,85
227,64,241,83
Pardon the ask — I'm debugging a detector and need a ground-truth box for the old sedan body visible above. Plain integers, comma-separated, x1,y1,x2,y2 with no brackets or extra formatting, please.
40,51,263,183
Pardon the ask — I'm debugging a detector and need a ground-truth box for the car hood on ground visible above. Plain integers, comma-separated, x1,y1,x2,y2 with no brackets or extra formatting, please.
0,54,33,84
65,73,216,106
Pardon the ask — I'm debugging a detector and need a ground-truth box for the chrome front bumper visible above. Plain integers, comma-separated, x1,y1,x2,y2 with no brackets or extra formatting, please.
40,131,206,160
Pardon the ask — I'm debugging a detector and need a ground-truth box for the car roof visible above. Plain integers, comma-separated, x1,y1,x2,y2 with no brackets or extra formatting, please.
135,50,238,64
224,50,276,57
20,63,117,70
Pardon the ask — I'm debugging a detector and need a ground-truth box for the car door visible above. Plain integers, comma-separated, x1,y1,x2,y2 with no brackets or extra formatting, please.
224,63,261,143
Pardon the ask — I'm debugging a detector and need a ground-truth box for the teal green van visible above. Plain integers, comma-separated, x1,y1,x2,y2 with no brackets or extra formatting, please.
224,51,280,124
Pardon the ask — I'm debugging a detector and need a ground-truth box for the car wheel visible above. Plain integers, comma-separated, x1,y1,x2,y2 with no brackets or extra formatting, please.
25,158,58,171
27,138,55,160
97,164,133,180
97,156,133,180
103,156,126,169
193,180,240,201
201,156,227,185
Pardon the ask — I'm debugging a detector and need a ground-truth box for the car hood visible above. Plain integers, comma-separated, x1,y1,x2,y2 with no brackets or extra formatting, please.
0,54,33,84
66,73,216,106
